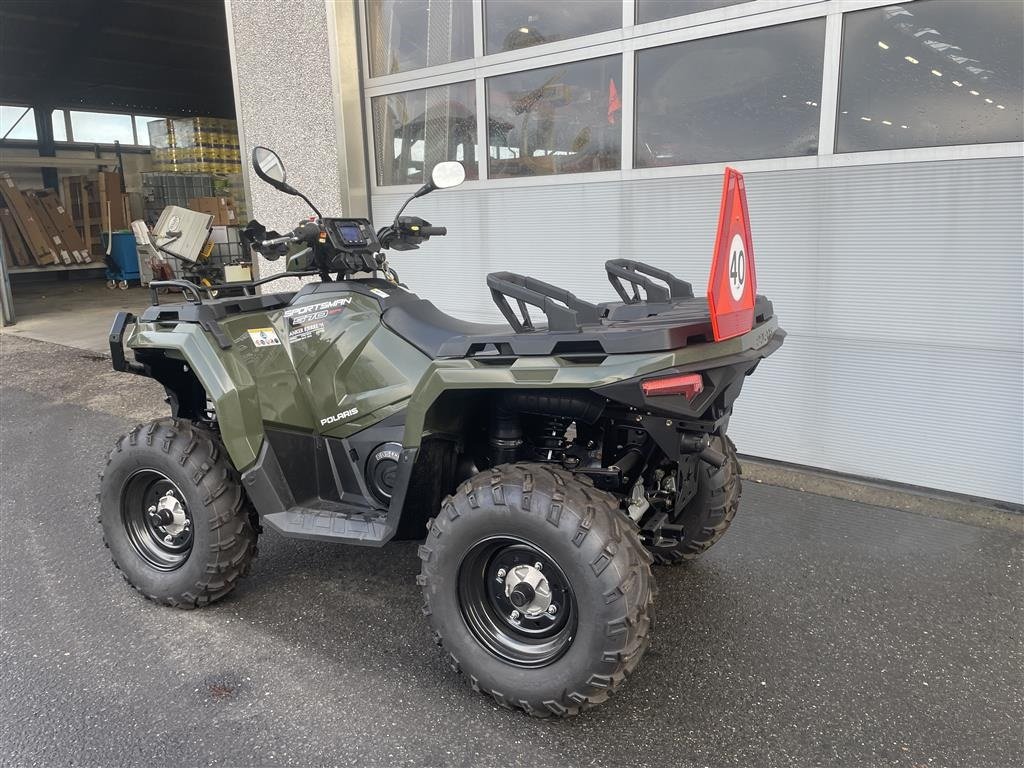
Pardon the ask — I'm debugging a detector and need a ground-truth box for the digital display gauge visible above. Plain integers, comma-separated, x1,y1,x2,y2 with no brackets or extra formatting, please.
323,217,378,251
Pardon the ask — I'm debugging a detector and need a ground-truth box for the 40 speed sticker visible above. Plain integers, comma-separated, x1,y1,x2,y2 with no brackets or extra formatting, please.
247,327,281,347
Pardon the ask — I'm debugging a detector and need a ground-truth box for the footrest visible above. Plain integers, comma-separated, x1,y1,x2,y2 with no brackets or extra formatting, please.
263,504,388,544
605,259,693,304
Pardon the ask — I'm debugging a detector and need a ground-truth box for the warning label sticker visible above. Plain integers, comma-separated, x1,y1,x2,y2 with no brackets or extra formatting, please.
248,327,281,347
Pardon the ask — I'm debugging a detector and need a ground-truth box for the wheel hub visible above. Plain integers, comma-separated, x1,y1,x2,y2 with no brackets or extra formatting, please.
150,491,189,537
503,563,551,618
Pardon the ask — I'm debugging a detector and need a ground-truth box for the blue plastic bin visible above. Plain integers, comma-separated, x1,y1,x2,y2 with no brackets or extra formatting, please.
101,231,141,282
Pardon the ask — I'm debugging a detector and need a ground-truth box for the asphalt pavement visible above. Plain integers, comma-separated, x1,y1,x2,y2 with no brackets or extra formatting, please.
1,335,1021,768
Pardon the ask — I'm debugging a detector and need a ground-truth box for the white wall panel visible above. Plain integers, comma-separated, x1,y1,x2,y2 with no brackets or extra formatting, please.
373,157,1024,502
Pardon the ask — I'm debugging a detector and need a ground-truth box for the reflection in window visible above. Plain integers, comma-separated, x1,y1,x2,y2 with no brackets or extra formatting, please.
484,0,620,55
487,56,622,178
0,105,36,141
69,111,135,144
836,1,1023,152
637,0,748,25
634,20,824,168
367,0,473,77
372,81,478,186
134,116,162,145
51,110,67,141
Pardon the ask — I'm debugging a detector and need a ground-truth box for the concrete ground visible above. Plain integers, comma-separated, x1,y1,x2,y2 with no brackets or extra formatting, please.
1,334,1021,768
1,277,149,354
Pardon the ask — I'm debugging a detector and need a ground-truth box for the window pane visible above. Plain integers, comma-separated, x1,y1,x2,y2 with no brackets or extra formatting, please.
485,0,620,55
487,56,622,178
372,81,478,186
836,0,1023,152
69,111,134,144
637,0,748,25
0,105,36,140
134,116,162,145
51,110,67,141
367,0,473,77
634,19,824,168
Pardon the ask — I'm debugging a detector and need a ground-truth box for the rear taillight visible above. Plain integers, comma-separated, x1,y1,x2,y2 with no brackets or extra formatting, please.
641,373,704,400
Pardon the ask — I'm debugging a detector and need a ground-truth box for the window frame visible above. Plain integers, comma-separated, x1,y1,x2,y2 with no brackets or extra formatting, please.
0,104,38,143
358,0,1023,194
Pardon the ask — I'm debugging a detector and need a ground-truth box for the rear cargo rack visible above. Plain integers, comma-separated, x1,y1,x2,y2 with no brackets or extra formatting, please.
487,271,604,333
605,259,693,304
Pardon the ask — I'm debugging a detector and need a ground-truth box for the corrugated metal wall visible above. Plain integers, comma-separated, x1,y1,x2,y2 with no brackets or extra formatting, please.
372,156,1024,503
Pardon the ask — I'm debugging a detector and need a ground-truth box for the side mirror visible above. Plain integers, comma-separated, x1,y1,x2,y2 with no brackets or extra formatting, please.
409,161,466,203
430,161,466,190
249,146,323,218
252,146,288,189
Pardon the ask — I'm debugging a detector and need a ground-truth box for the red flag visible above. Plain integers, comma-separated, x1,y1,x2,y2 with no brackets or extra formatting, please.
607,79,621,124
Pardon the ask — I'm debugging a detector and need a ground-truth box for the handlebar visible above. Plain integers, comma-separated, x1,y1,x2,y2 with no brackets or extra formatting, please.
418,226,447,237
260,221,321,248
260,234,295,247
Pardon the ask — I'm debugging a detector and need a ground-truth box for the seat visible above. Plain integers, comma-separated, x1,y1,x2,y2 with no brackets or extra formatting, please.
381,299,510,358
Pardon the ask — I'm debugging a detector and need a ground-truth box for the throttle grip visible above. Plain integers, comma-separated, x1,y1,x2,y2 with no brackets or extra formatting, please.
419,226,447,236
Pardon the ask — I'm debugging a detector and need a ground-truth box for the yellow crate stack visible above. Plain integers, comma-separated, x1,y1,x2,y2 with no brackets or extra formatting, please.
145,117,246,218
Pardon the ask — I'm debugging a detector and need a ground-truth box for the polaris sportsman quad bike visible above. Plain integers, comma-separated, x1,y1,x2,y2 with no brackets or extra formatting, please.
99,146,783,718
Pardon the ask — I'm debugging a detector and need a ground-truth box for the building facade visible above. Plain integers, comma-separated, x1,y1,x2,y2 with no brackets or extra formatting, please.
226,0,1023,504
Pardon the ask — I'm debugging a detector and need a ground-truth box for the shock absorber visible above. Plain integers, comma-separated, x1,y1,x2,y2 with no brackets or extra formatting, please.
530,416,571,462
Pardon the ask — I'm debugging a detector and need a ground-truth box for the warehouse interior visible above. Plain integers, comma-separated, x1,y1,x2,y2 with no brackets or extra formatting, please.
0,0,246,349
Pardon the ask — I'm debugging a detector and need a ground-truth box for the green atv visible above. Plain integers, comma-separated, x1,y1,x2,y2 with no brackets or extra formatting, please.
99,147,783,717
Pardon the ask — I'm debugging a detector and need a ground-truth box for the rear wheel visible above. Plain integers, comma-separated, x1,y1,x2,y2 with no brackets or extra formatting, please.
647,435,741,565
418,464,655,718
98,418,258,608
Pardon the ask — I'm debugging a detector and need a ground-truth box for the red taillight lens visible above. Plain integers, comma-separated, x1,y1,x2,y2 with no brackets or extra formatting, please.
641,373,704,400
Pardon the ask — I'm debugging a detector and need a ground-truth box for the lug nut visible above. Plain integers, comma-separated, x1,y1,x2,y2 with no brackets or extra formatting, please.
496,568,506,582
548,604,557,615
147,505,157,513
510,610,520,621
163,535,174,544
534,562,543,571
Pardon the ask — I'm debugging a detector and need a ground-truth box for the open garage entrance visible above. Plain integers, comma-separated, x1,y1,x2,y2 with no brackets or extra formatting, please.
0,0,243,352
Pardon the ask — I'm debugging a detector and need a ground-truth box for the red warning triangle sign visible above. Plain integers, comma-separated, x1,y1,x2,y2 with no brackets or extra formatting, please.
707,167,757,341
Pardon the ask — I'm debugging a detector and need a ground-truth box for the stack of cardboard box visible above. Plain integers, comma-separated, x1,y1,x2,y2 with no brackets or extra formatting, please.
187,196,237,226
0,173,92,267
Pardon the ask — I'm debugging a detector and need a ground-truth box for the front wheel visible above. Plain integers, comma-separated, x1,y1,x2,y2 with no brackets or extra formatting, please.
418,464,655,718
98,418,258,608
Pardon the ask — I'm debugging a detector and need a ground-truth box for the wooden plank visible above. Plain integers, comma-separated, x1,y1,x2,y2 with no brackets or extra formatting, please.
0,172,56,263
37,190,91,262
24,192,73,265
98,171,129,231
0,208,33,266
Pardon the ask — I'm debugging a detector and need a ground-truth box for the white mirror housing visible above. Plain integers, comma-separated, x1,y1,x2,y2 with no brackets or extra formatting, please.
430,161,466,190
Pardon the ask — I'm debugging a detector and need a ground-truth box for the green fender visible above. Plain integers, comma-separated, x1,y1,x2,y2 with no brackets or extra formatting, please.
400,317,781,448
127,323,265,470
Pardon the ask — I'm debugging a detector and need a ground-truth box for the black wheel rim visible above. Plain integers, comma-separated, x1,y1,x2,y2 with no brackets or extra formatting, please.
120,470,193,571
457,536,578,668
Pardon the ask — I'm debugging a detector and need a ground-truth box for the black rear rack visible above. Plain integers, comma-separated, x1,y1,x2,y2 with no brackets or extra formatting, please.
486,260,696,334
605,259,693,303
486,272,604,332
